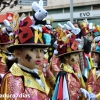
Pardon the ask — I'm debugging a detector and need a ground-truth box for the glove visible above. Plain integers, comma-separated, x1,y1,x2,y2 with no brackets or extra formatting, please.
90,93,97,100
79,88,90,100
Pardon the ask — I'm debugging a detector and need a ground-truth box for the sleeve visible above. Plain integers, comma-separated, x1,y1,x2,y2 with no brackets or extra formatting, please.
86,68,96,93
0,73,25,100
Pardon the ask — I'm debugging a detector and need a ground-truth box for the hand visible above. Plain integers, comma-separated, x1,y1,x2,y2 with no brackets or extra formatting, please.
79,88,90,100
90,93,97,100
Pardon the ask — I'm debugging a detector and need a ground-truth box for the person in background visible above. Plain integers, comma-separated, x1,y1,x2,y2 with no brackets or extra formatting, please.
74,20,94,82
51,25,90,100
86,41,100,100
0,27,14,86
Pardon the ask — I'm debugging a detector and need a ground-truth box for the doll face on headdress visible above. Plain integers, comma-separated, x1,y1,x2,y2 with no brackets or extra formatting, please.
15,47,45,69
64,53,79,65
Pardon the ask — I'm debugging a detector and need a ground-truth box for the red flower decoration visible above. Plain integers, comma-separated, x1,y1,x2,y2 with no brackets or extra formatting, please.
98,42,100,46
0,34,9,43
42,26,51,34
69,34,76,43
57,41,64,45
57,45,66,54
71,40,78,51
93,28,98,32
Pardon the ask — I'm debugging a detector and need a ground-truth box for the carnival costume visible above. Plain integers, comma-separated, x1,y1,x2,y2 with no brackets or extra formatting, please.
51,21,89,100
0,1,55,100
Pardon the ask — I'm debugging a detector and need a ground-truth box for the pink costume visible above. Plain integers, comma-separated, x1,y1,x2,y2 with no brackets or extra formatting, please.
0,63,50,100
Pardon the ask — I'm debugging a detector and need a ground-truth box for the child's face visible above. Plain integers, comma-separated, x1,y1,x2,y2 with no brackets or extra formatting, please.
17,47,45,69
93,53,100,64
65,53,79,65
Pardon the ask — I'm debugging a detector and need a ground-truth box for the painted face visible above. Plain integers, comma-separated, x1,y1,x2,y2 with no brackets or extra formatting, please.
19,47,45,69
93,53,99,64
66,53,79,65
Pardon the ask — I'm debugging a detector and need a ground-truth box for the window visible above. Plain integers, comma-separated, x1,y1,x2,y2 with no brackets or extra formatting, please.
93,4,100,10
18,0,47,6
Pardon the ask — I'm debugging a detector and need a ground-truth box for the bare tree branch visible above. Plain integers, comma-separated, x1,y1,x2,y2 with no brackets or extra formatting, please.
0,0,18,12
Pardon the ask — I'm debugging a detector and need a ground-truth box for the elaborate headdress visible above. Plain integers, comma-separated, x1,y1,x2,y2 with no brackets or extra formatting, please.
53,21,83,57
7,2,52,52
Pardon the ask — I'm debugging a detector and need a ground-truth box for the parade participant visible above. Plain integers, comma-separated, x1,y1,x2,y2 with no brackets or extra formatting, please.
51,22,90,100
73,21,85,76
0,2,55,98
0,19,14,85
0,17,51,99
86,41,100,100
79,20,94,82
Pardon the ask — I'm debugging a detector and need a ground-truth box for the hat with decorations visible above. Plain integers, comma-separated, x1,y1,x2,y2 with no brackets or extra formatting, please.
0,19,14,45
79,19,89,36
89,23,100,37
79,19,94,36
53,21,83,57
7,2,52,52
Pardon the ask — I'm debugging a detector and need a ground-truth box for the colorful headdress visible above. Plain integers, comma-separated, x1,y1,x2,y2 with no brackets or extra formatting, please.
7,16,51,52
53,21,83,57
79,19,90,36
92,41,100,53
80,19,100,37
91,24,100,37
8,2,51,52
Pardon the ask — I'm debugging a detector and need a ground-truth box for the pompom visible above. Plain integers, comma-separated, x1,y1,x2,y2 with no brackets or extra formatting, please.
78,44,82,50
54,49,58,55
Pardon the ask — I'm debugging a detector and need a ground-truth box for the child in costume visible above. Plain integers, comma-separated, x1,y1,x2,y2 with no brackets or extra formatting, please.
73,21,85,74
78,20,94,82
0,1,56,99
51,22,90,100
0,10,54,100
86,41,100,100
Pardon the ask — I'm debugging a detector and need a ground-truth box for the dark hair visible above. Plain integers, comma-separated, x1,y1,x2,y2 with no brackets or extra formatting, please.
5,58,18,72
59,54,71,63
73,21,81,29
73,21,82,38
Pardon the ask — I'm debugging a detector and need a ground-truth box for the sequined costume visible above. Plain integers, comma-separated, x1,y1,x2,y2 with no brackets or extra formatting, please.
0,63,50,100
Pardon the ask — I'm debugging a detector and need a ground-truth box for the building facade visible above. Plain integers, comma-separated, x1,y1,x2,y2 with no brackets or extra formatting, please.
0,0,100,27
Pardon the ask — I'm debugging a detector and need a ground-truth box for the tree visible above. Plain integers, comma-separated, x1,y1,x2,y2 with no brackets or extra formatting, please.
0,0,18,12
